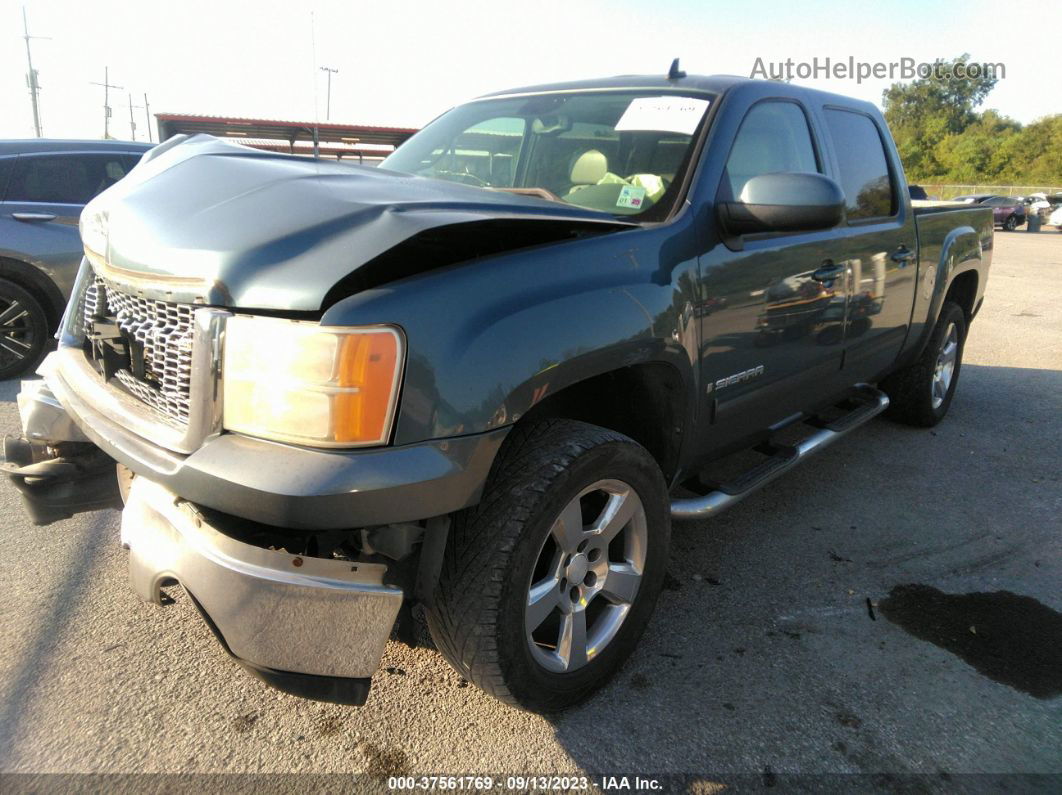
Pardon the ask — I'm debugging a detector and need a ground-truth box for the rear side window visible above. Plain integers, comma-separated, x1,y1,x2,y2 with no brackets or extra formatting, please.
721,101,820,200
6,153,131,205
0,157,14,200
824,109,896,220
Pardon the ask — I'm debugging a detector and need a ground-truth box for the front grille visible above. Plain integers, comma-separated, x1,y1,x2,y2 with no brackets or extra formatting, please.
82,276,195,427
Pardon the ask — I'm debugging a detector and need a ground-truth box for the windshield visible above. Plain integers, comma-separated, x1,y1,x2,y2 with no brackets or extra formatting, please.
381,90,714,220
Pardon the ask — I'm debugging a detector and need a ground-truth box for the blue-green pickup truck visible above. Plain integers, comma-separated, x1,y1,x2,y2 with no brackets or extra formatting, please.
3,69,992,712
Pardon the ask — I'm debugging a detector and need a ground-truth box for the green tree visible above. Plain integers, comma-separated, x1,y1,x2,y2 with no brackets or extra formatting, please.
882,54,1000,179
934,110,1021,182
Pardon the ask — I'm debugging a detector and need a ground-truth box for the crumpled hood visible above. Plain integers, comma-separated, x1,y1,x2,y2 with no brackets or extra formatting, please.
83,134,631,311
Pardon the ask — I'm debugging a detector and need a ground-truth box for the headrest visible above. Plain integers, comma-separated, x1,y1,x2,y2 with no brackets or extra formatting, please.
570,149,607,185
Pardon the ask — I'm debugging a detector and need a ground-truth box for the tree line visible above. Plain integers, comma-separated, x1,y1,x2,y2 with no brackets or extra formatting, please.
883,55,1061,185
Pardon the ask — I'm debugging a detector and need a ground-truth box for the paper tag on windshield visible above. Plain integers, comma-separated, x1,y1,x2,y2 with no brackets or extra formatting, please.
615,96,710,135
616,185,647,209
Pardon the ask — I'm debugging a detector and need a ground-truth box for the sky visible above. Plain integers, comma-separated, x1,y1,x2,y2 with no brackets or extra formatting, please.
3,0,1060,141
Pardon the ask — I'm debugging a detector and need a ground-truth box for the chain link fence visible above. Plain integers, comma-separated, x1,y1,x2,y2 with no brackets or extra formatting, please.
920,184,1062,199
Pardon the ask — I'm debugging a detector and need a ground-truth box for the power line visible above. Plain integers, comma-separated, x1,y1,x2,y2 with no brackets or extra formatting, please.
320,66,338,120
89,67,123,139
21,6,50,137
126,93,144,141
143,93,153,143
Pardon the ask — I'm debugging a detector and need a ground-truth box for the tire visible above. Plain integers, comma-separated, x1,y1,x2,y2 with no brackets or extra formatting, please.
1003,214,1018,231
0,278,50,381
426,419,670,712
880,300,967,427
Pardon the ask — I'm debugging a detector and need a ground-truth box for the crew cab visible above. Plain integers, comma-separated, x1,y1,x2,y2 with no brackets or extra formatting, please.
3,71,992,712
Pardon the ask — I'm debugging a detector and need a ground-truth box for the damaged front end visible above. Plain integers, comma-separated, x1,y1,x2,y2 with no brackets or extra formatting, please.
121,477,404,706
2,360,443,706
2,376,122,525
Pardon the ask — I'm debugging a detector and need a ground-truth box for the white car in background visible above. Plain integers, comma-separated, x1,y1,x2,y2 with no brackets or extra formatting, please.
1048,204,1062,229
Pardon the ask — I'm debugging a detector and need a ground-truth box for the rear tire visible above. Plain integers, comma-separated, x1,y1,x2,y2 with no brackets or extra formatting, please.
0,278,49,381
880,301,967,427
426,419,670,712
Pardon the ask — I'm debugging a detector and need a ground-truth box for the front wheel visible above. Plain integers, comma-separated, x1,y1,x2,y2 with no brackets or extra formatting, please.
1003,214,1018,231
880,300,967,427
426,419,670,712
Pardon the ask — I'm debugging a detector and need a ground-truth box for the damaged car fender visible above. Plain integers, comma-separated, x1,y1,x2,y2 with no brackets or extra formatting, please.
320,216,703,449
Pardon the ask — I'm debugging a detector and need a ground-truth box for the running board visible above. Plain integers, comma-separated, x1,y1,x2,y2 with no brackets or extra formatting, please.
670,384,889,521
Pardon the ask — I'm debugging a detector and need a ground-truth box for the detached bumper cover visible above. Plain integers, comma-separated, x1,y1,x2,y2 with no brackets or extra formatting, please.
42,348,509,529
122,477,402,701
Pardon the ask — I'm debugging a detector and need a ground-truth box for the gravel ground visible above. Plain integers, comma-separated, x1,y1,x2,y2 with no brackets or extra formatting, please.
0,231,1059,787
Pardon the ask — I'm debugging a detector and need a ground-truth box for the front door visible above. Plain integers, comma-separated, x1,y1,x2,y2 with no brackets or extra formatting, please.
695,99,852,452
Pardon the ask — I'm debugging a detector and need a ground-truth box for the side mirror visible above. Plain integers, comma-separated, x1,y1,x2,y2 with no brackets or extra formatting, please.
718,172,845,236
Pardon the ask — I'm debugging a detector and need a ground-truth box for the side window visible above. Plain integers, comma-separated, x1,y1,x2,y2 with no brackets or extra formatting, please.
722,101,819,200
0,157,14,200
6,154,130,205
824,109,896,220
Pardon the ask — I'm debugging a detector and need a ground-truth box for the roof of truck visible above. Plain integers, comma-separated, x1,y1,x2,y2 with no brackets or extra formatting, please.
476,73,880,115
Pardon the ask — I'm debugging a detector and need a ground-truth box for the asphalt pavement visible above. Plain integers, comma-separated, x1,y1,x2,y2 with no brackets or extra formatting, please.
0,231,1059,787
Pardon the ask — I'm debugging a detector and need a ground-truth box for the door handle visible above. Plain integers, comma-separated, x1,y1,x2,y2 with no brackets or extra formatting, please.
811,263,846,282
12,212,57,222
890,246,914,265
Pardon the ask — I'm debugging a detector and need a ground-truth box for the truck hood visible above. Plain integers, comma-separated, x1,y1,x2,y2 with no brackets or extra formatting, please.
83,135,633,311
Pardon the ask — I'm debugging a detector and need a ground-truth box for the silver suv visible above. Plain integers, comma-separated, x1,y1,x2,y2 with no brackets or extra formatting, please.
0,139,152,379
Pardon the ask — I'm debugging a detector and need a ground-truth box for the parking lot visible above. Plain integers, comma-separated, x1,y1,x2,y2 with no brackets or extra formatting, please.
0,231,1059,784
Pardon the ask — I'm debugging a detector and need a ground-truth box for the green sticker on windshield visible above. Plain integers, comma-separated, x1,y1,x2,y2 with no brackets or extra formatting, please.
616,185,647,210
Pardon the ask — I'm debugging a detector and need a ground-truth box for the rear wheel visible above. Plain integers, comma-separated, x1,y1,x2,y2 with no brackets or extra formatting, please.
426,419,670,712
880,300,967,427
0,279,49,380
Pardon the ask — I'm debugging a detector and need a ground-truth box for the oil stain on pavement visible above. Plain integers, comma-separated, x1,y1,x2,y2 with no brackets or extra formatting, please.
880,584,1062,699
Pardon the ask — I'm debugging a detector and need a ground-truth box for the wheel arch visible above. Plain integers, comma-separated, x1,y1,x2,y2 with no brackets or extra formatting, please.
512,359,692,485
0,256,66,332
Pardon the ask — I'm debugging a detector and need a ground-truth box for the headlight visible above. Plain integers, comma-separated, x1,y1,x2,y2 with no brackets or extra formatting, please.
223,316,404,447
80,205,108,264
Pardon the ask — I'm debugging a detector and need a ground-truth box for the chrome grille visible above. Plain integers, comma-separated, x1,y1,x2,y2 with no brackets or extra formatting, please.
82,277,194,427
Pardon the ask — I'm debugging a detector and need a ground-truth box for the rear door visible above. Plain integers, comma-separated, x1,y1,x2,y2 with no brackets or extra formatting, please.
819,108,918,380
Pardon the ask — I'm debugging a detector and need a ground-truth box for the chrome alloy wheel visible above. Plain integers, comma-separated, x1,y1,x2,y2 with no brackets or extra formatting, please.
0,297,35,369
525,479,648,673
931,322,959,410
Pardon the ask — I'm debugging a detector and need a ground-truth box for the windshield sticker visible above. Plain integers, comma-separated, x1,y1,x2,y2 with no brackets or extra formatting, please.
616,185,647,209
615,96,710,135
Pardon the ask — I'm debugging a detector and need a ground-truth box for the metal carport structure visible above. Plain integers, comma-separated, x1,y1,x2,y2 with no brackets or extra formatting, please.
155,114,418,163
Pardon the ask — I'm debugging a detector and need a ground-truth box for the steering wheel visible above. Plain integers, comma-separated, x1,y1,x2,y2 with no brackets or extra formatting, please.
433,170,489,187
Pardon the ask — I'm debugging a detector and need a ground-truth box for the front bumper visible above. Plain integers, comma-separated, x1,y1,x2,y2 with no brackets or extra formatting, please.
122,476,402,704
41,347,508,529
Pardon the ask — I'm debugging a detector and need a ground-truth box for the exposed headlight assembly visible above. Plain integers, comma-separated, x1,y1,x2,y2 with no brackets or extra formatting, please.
223,316,404,448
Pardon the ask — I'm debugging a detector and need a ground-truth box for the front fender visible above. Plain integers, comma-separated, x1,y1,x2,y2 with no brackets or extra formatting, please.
321,224,700,445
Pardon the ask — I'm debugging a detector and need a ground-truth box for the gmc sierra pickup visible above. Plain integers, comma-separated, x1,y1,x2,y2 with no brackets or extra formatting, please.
3,70,992,713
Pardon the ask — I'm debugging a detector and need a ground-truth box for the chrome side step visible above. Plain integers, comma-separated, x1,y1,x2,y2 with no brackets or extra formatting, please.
670,384,889,521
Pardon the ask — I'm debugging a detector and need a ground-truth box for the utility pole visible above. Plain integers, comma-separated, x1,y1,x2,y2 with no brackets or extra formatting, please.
320,66,338,120
143,93,154,143
22,6,49,137
126,93,143,141
89,67,123,139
